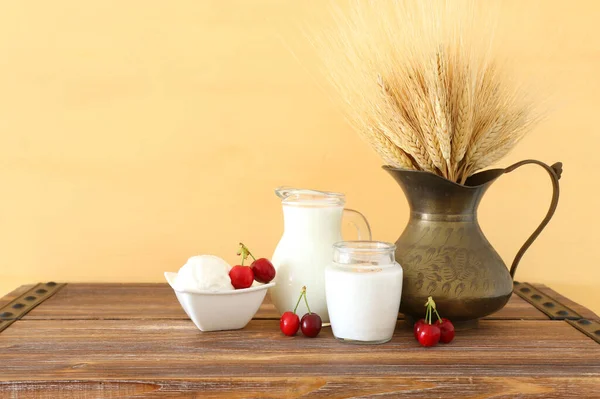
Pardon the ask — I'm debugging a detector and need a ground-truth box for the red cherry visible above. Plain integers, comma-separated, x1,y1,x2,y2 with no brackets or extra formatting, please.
435,318,455,344
300,313,322,338
413,318,426,340
251,258,276,283
417,323,441,347
414,318,426,340
229,266,254,289
280,311,300,336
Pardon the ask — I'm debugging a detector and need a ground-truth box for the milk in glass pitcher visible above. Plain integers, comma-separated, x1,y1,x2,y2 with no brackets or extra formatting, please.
270,187,371,323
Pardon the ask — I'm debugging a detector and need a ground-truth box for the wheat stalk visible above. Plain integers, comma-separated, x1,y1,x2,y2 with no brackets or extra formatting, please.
315,0,543,183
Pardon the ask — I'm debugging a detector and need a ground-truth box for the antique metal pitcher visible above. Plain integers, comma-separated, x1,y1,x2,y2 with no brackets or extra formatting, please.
384,160,562,326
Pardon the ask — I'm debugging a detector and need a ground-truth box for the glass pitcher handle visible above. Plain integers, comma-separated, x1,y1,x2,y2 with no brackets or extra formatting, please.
503,160,562,278
343,208,372,241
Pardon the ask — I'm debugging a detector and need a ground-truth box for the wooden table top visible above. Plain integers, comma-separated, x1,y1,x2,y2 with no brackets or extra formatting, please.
0,282,598,398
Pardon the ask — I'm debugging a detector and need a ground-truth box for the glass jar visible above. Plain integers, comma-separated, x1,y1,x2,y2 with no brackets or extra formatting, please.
325,241,403,344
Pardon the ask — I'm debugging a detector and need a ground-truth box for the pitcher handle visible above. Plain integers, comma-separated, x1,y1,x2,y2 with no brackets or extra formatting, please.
343,208,372,241
503,160,563,278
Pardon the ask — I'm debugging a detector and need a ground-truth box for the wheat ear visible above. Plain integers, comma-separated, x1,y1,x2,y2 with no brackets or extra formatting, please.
450,65,473,174
430,51,452,179
362,124,416,169
377,75,436,172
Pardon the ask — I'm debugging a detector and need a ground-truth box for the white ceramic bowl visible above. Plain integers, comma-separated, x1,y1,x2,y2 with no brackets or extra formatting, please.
164,272,274,332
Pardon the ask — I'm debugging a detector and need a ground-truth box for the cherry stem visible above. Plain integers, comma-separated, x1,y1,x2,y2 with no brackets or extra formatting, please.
301,286,311,314
292,287,305,314
239,243,256,262
237,243,257,266
428,296,442,323
424,296,440,324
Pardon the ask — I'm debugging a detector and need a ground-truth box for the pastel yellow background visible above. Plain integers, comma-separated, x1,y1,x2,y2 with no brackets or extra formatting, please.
0,1,598,314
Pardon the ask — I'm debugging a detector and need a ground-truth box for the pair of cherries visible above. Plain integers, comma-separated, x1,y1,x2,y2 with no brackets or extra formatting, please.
280,286,322,338
414,296,455,347
229,243,276,288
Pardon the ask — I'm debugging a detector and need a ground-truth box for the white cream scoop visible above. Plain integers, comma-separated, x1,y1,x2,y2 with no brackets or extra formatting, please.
173,255,234,293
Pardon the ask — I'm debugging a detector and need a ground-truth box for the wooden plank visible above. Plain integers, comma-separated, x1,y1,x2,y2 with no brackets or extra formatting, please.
21,283,548,321
534,284,599,320
1,320,597,378
1,376,598,399
22,283,188,320
0,319,598,397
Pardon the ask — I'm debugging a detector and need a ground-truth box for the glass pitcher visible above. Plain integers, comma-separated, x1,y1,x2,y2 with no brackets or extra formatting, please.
270,187,371,323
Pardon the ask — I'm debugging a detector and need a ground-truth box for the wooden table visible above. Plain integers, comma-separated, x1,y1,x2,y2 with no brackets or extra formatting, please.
0,282,598,398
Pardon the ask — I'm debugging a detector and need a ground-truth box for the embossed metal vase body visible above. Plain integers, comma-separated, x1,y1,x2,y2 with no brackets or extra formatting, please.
384,160,562,323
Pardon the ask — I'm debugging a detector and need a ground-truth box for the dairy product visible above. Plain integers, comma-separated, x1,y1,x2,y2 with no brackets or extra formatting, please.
326,262,402,343
175,255,234,292
271,205,344,322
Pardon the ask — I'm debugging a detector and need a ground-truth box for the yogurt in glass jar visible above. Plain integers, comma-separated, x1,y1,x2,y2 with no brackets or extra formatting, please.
325,241,403,344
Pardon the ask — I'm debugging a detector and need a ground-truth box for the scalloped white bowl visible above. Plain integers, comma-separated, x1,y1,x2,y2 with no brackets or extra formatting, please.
164,272,274,332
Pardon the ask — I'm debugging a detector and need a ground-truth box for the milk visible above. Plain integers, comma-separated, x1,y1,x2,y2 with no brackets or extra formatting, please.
270,205,343,322
325,262,403,343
